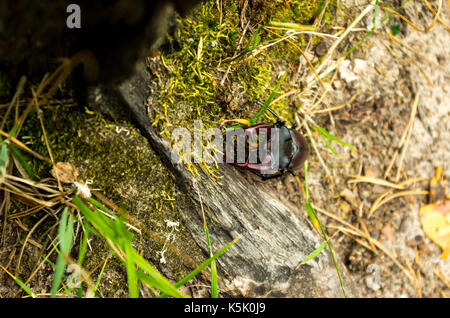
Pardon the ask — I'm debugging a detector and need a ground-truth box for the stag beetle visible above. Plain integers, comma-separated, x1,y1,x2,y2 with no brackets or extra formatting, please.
225,101,308,180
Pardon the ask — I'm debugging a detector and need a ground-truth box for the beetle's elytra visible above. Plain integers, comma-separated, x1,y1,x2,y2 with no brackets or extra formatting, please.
225,104,308,180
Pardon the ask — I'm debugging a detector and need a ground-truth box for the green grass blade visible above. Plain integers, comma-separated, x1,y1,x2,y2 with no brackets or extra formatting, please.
250,74,285,125
77,220,90,266
130,249,188,298
73,195,115,238
0,265,38,298
210,261,218,298
314,125,356,151
87,196,114,214
8,122,21,138
299,241,327,266
135,270,188,298
304,162,347,297
344,0,411,58
0,142,9,183
94,256,109,293
320,135,337,156
268,21,316,31
244,26,262,52
371,1,380,31
305,201,320,229
224,124,247,132
113,217,139,298
51,208,74,297
14,276,38,298
202,215,218,298
159,238,237,298
124,241,139,298
7,145,37,180
74,195,189,298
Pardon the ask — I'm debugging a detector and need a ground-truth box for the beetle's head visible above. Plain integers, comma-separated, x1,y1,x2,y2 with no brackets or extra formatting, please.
276,126,309,172
286,128,309,170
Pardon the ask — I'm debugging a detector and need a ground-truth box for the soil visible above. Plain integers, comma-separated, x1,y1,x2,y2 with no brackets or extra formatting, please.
274,0,450,297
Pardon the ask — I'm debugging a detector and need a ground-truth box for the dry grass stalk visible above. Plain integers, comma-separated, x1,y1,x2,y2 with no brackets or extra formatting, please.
386,31,448,73
313,204,415,283
15,214,50,275
384,94,419,180
404,257,422,297
394,95,419,182
300,118,334,187
368,189,428,216
379,0,442,32
348,175,408,190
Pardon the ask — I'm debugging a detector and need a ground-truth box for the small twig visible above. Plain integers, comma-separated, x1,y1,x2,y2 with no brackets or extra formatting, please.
240,0,248,29
408,57,433,87
348,175,408,189
311,90,359,114
368,189,428,216
310,4,375,82
404,257,422,297
306,62,342,115
220,21,250,86
31,88,62,191
0,130,51,163
386,32,448,74
270,89,301,106
379,0,443,32
356,204,376,252
313,205,414,284
395,95,419,182
15,214,49,275
300,118,334,187
384,95,419,180
0,76,26,131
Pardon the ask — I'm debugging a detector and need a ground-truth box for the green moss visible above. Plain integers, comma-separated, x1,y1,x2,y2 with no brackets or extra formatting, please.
270,0,325,24
151,0,334,132
17,104,205,280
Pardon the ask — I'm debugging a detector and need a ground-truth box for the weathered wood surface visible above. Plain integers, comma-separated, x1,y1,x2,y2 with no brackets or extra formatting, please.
112,66,360,297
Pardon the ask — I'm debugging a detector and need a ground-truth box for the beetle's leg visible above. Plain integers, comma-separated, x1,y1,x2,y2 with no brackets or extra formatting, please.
252,101,287,126
252,100,290,129
267,107,286,126
255,100,265,107
261,169,285,180
289,170,297,177
291,123,297,129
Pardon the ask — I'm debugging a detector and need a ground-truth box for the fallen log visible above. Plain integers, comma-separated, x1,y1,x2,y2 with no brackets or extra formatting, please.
109,66,360,297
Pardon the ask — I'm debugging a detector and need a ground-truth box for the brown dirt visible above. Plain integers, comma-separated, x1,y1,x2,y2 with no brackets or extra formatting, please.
276,0,450,297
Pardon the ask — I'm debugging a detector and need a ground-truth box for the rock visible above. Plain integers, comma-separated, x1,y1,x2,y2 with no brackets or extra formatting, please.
340,188,361,208
365,264,382,291
353,58,368,75
332,80,343,90
364,165,381,179
315,39,331,57
339,60,359,83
